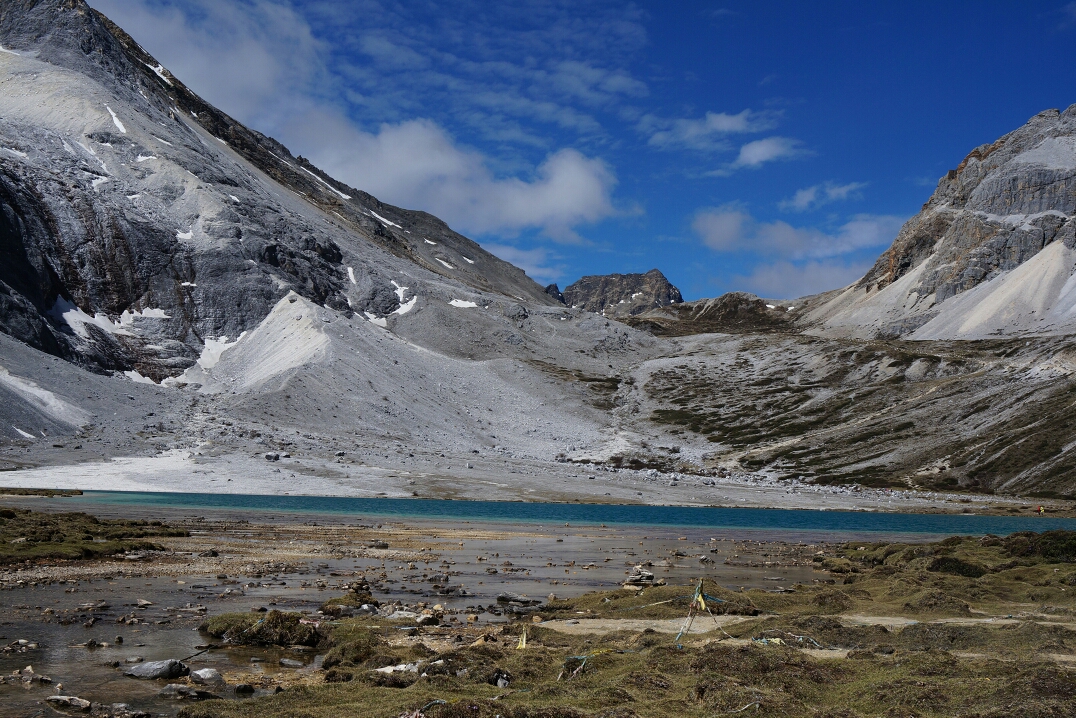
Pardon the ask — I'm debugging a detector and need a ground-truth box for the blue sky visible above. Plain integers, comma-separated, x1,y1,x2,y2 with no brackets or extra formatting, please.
89,1,1076,300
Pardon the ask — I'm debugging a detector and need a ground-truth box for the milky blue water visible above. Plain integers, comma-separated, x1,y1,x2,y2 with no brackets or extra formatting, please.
59,491,1076,538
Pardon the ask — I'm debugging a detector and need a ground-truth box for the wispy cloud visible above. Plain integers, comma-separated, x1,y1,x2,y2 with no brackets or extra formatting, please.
288,113,618,241
705,136,809,176
89,0,623,242
778,181,867,212
643,109,778,151
482,244,565,284
735,259,876,299
692,207,904,260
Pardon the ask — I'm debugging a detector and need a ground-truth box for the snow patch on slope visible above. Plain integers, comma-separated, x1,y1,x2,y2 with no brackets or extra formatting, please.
0,366,90,427
193,293,329,391
105,105,126,133
299,166,351,200
1011,137,1076,170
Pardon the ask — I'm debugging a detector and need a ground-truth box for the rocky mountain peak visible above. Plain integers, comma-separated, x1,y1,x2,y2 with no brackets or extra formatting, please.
805,104,1076,340
562,268,683,318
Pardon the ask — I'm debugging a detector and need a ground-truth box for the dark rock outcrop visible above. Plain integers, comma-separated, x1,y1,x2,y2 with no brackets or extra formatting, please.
563,268,682,318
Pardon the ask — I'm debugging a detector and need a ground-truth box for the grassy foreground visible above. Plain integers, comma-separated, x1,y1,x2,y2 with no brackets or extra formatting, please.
178,531,1076,718
0,506,187,562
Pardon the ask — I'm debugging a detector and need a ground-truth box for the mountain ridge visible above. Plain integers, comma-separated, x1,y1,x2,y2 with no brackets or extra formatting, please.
3,0,1076,503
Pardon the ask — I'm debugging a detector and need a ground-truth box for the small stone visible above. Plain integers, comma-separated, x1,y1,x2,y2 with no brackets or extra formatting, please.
190,668,224,686
46,696,91,711
279,658,303,668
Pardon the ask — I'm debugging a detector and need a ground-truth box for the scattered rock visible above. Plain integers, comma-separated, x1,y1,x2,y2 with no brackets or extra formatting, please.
46,695,91,711
190,668,224,686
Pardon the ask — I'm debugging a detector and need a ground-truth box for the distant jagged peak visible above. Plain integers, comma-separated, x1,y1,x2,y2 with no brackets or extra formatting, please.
562,268,683,318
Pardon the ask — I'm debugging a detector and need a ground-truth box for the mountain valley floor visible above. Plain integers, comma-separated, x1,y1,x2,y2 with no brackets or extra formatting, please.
1,501,1075,717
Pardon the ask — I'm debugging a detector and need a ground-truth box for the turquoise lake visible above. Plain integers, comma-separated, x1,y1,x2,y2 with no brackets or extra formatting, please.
52,491,1076,538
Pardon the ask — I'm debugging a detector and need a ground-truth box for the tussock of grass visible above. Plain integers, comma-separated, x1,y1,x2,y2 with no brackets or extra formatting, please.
200,610,323,647
0,506,187,563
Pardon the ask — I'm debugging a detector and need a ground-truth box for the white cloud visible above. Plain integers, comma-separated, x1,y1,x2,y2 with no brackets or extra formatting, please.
779,181,867,212
287,112,617,241
88,0,323,134
736,259,876,299
482,244,564,284
693,208,905,260
644,109,777,150
89,0,620,242
731,136,806,168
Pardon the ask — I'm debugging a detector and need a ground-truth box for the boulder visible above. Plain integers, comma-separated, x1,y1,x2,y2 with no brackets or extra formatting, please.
123,659,189,679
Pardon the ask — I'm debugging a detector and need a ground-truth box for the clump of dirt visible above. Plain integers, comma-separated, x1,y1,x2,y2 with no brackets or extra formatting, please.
901,589,971,615
0,506,187,563
200,610,323,646
928,556,988,578
813,588,854,613
1004,531,1076,563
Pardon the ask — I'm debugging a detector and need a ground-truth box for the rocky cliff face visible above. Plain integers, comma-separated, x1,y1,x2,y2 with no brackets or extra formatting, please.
0,0,554,379
562,268,682,318
804,106,1076,340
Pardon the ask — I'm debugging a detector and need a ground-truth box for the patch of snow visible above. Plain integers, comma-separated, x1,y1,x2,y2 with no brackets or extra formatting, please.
395,296,418,315
1,147,27,158
787,306,796,311
91,176,110,189
347,267,357,285
176,230,193,240
197,334,245,370
216,137,227,144
0,366,90,427
151,136,173,146
13,426,34,440
424,239,437,245
118,308,170,325
181,282,196,287
0,45,20,56
766,304,776,309
364,312,388,327
145,63,172,85
368,210,401,228
266,150,292,167
299,166,351,200
124,370,156,385
229,194,240,203
449,299,478,308
136,154,156,162
1011,136,1076,170
436,258,455,269
190,111,198,118
105,106,126,133
76,141,96,156
462,256,475,264
127,193,141,200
